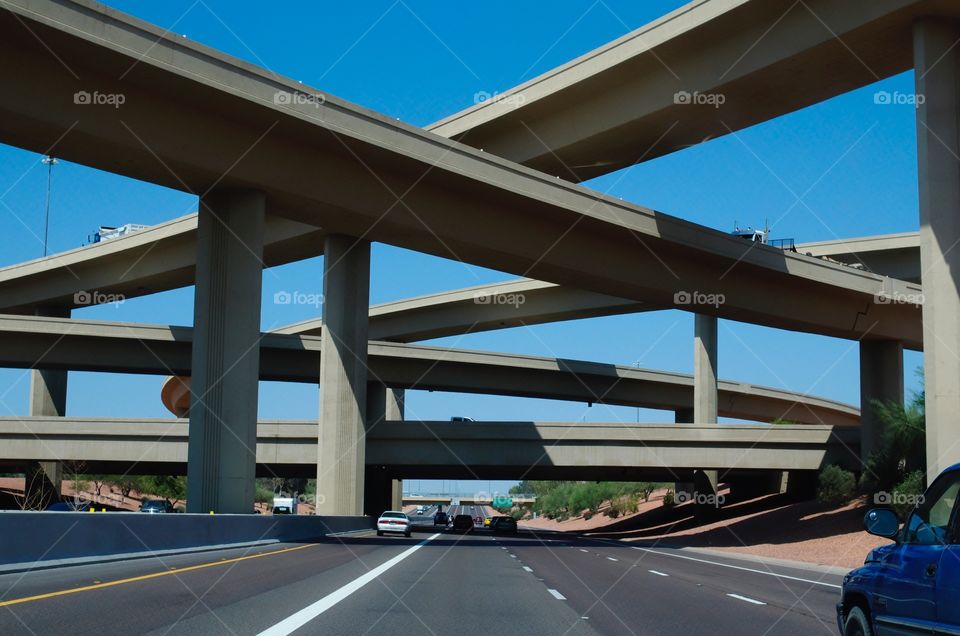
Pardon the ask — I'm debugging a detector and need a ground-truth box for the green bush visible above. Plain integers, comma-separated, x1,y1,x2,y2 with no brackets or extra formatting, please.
662,490,675,506
891,471,926,521
816,465,857,506
606,494,638,518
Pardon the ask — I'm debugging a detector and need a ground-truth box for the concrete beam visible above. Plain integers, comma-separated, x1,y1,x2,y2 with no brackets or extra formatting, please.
0,213,325,315
186,191,265,514
0,418,861,478
0,315,860,425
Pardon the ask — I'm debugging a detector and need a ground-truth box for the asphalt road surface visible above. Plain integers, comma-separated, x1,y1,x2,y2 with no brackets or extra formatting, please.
0,524,846,635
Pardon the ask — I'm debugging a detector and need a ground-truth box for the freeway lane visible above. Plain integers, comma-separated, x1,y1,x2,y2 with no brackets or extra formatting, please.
0,535,422,635
0,524,846,635
496,531,844,635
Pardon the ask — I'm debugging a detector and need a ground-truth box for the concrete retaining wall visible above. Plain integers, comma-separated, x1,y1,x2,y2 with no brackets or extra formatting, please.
0,512,374,571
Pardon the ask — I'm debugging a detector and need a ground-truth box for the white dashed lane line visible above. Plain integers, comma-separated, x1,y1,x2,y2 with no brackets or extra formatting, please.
522,566,533,573
606,557,618,562
548,589,567,600
648,570,668,577
579,549,589,553
726,593,766,606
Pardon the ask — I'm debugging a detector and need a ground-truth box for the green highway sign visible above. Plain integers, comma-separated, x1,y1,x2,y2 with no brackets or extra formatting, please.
492,496,513,507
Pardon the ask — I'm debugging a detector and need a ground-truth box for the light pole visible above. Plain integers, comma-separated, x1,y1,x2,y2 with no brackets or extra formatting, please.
41,156,58,257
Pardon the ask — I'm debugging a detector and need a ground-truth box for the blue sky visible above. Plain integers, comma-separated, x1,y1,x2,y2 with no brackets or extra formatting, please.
0,1,924,496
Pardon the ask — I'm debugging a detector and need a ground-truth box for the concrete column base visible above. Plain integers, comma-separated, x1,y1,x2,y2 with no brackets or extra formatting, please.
363,466,392,516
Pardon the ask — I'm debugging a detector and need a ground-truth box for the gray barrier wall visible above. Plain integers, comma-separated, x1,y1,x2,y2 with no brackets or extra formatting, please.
0,512,374,571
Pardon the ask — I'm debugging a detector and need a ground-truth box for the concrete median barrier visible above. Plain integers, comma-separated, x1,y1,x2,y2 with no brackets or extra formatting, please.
0,512,374,573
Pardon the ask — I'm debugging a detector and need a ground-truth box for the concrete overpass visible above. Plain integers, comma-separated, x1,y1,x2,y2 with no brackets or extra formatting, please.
0,0,922,346
0,209,922,327
401,496,536,506
0,315,858,425
0,418,861,479
428,0,956,179
0,0,943,511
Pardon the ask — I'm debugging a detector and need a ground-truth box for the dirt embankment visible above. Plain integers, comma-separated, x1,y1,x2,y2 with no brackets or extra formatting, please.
521,488,886,570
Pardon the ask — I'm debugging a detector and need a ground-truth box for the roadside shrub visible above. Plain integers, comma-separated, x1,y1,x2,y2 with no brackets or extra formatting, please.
891,470,926,521
606,494,638,518
662,490,675,507
816,465,857,506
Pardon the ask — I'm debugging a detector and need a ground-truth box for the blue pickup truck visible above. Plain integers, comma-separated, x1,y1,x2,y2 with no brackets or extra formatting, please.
837,463,960,635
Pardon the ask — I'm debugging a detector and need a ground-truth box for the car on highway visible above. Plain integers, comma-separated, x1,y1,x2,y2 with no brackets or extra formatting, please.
433,511,448,526
451,514,473,532
490,516,517,534
139,499,174,513
46,500,94,512
837,463,960,635
483,517,492,527
376,511,412,537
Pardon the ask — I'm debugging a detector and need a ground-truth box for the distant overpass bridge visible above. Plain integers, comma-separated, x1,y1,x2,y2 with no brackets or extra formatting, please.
0,315,859,426
402,496,536,506
0,418,860,481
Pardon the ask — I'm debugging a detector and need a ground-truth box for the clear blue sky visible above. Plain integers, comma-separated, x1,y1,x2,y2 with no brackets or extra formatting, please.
0,1,924,496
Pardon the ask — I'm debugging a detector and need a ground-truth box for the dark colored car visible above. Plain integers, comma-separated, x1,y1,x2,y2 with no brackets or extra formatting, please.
434,511,449,526
837,463,960,635
490,516,517,533
452,514,473,532
46,500,94,512
140,499,174,513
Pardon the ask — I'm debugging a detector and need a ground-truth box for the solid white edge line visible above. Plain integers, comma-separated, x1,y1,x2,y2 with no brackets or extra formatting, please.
548,589,567,600
630,546,842,589
727,593,766,605
648,570,668,577
258,533,441,635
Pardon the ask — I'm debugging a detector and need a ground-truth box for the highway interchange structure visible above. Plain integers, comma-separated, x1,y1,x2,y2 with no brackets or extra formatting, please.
0,0,955,518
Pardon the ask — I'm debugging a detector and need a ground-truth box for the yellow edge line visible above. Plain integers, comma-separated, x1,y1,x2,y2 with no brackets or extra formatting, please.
0,542,317,608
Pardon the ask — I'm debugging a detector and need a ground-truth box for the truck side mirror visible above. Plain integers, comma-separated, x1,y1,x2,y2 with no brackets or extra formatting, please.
864,508,900,539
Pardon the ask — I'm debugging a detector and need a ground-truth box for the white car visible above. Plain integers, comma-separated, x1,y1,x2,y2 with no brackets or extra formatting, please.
377,511,412,537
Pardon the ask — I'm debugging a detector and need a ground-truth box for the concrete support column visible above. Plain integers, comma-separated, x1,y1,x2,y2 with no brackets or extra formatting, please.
364,384,405,515
694,314,718,424
26,306,70,508
693,314,719,510
186,191,265,514
859,340,904,462
391,478,404,511
914,18,960,483
316,235,370,515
